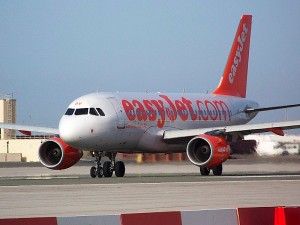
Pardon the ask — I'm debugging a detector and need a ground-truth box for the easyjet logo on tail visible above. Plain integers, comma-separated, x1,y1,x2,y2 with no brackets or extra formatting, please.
228,23,248,84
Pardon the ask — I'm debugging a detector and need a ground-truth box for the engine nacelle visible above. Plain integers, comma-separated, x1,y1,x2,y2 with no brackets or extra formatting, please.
38,137,83,170
186,134,230,168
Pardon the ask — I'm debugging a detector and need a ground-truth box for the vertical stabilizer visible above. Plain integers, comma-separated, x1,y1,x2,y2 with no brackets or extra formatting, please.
213,15,252,98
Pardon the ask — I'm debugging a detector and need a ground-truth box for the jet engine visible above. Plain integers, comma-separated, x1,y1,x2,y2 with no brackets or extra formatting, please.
186,134,230,168
38,137,83,170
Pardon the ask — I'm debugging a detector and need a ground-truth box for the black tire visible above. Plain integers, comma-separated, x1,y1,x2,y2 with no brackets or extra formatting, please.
115,161,125,177
200,167,210,176
97,166,103,178
90,166,97,178
103,161,113,177
212,164,223,176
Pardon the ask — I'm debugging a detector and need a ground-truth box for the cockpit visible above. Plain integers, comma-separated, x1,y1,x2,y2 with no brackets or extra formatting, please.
64,108,105,116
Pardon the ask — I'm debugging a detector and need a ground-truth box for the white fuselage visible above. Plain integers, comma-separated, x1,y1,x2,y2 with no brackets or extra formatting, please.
59,92,259,153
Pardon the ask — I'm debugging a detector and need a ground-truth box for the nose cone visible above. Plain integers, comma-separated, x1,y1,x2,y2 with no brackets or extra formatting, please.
59,116,83,146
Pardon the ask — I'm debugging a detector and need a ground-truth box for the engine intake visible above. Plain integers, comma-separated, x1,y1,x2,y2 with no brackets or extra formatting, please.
186,134,230,168
39,137,83,170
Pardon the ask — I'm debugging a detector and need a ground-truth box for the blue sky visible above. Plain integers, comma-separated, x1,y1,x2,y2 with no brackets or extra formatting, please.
1,1,300,130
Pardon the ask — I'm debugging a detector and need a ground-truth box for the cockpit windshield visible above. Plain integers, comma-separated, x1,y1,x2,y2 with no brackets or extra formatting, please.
89,108,98,116
65,108,75,115
74,108,88,115
64,108,105,116
96,108,105,116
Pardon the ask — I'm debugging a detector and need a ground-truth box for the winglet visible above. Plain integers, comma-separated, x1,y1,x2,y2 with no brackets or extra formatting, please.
19,130,32,136
266,128,284,136
213,15,252,98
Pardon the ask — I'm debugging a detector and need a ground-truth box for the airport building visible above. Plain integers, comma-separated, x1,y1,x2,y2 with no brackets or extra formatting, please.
0,94,16,139
0,94,46,162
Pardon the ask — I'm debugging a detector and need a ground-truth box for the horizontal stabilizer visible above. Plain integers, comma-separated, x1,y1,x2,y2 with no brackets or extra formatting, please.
245,103,300,113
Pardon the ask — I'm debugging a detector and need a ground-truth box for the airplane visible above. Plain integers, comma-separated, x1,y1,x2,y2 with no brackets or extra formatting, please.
1,14,300,177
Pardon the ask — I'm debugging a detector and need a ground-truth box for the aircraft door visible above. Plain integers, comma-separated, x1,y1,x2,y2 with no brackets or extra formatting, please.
108,97,126,129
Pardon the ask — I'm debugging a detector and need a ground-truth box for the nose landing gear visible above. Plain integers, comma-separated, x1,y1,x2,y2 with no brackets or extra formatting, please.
90,152,104,178
90,151,126,178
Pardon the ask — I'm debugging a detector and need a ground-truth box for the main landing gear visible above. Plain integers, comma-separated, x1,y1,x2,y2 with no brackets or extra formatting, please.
90,152,125,178
200,164,223,176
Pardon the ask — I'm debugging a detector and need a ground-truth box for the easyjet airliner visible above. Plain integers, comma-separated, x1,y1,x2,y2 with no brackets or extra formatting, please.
1,15,300,177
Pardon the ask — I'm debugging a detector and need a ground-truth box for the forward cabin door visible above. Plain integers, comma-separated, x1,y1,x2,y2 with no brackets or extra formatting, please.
108,97,126,129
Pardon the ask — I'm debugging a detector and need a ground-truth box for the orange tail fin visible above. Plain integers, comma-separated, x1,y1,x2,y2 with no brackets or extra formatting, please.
213,15,252,98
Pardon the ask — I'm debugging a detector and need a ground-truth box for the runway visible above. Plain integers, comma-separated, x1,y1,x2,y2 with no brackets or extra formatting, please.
0,155,300,218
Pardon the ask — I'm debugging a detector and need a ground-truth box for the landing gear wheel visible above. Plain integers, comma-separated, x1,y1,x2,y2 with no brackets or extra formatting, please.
212,164,223,176
115,161,125,177
97,166,103,178
200,167,210,176
103,161,113,177
90,166,97,178
90,151,104,178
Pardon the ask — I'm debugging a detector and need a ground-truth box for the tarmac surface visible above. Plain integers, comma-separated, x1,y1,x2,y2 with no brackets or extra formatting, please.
0,155,300,218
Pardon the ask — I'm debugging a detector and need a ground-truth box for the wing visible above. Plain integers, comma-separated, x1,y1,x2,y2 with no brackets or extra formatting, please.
0,123,59,135
163,120,300,142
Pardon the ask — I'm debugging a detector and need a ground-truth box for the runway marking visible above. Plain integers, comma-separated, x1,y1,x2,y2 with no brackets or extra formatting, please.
0,173,300,188
2,176,80,180
34,179,300,189
25,176,80,180
223,174,300,179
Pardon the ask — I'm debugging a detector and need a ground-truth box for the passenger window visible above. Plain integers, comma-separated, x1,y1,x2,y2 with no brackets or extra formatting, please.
75,108,88,115
89,108,99,116
65,108,75,115
97,108,105,116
